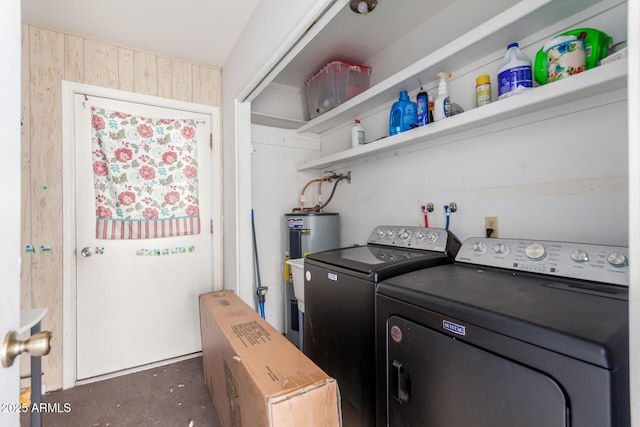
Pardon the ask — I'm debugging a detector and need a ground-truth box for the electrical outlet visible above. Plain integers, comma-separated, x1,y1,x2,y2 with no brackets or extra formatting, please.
485,216,498,238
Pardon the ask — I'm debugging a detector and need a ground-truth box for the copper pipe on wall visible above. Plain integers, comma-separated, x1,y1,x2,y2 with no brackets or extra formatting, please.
292,173,342,213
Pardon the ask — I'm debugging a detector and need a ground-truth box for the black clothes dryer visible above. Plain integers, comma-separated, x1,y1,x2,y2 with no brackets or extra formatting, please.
304,226,461,427
376,237,630,427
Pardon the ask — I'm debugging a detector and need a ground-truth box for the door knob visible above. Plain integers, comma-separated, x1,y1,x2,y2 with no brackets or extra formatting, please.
1,330,52,368
81,247,94,257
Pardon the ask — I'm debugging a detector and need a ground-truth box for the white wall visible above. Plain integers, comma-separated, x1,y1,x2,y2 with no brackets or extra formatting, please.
250,125,322,330
221,0,333,308
316,94,628,246
250,93,628,333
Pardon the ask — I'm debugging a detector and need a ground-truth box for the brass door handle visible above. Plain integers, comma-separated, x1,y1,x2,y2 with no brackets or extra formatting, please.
1,330,52,368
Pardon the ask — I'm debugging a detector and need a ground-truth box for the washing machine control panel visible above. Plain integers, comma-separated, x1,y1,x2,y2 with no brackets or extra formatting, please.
456,237,629,286
368,226,451,252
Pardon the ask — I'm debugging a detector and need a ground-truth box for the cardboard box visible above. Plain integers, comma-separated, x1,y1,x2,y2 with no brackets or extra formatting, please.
199,291,342,427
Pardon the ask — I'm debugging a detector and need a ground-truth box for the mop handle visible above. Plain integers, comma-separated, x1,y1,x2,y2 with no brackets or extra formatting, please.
252,209,268,319
251,209,262,289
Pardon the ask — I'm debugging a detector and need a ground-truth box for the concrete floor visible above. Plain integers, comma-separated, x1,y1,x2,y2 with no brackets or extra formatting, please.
20,356,220,427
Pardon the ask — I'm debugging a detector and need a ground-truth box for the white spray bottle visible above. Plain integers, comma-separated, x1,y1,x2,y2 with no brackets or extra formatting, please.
433,72,451,121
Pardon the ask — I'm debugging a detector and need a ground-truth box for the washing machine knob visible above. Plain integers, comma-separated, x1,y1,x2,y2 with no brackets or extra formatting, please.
415,231,425,241
398,228,411,241
570,249,589,263
607,252,628,268
426,232,439,242
377,228,386,238
386,229,396,239
492,243,508,255
525,243,547,261
472,242,486,253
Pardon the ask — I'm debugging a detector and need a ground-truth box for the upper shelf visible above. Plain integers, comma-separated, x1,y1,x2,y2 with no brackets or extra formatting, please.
292,0,613,135
295,58,627,171
251,112,306,129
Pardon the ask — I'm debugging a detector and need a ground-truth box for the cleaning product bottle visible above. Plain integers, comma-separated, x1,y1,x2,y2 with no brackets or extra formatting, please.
433,72,451,121
475,74,491,107
351,119,365,148
389,91,417,136
416,80,429,126
497,42,532,99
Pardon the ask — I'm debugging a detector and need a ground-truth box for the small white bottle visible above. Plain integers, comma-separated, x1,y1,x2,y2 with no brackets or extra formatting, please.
433,72,451,121
351,119,365,148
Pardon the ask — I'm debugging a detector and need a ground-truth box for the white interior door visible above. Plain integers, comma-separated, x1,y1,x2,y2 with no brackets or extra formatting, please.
73,93,216,380
0,0,21,418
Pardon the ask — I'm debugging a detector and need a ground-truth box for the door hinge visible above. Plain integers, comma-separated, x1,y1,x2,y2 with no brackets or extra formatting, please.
210,220,213,234
210,134,213,149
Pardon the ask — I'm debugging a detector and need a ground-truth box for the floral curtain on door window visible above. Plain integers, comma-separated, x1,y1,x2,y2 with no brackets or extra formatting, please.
91,107,201,240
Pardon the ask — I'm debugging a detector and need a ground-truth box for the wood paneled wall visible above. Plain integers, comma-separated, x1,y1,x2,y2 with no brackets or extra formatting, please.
20,24,221,391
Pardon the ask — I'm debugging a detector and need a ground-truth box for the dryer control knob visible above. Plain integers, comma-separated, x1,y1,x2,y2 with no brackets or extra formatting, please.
525,243,547,261
607,252,628,268
570,249,589,263
472,242,486,253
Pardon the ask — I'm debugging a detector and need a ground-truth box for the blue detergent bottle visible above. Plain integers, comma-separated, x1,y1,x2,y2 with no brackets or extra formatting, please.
389,91,417,136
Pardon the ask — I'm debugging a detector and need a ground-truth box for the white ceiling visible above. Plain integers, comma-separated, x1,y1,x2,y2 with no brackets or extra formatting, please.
21,0,260,67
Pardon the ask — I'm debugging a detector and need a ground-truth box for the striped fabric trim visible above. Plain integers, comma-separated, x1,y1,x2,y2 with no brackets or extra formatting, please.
96,217,201,240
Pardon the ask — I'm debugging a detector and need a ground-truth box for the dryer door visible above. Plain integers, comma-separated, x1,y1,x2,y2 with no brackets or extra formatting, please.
386,315,568,427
